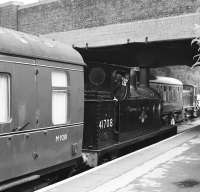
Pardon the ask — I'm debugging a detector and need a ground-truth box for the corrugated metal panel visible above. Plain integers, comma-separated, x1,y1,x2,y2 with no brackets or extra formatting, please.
0,27,85,65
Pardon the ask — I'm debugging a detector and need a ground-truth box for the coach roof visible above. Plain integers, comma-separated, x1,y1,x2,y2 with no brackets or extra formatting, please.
0,27,85,65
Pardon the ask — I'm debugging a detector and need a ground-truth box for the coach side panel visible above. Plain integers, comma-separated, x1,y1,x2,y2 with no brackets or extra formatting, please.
0,56,84,183
34,60,84,171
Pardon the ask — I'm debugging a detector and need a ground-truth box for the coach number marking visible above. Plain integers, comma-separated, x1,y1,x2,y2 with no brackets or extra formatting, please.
56,134,68,142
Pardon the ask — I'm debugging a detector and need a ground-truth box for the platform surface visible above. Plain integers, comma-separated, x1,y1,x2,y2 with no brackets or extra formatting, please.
36,123,200,192
118,136,200,192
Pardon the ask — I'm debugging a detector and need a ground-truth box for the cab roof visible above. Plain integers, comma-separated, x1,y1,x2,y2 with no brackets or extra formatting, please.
150,76,183,85
0,27,85,65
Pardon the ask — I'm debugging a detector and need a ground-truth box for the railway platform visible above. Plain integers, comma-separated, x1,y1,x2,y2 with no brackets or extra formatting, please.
36,123,200,192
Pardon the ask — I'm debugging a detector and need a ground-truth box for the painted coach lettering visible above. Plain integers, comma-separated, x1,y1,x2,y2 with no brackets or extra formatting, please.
56,134,68,142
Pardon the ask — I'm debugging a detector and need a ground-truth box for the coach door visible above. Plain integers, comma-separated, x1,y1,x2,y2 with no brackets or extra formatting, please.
13,59,37,132
34,64,52,128
0,57,37,133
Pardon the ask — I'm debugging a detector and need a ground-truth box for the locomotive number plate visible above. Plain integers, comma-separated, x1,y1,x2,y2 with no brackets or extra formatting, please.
99,118,113,129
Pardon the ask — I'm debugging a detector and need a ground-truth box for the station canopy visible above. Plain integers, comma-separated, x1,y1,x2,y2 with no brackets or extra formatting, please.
75,40,194,67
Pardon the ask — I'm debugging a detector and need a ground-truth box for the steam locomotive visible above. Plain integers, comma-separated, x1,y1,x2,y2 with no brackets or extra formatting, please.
82,63,171,167
0,27,176,190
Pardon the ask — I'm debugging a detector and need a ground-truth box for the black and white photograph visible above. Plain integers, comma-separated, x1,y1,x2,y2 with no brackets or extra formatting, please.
0,0,200,191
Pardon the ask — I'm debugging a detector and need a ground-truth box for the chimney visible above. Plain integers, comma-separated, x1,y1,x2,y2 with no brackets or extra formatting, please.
139,67,149,87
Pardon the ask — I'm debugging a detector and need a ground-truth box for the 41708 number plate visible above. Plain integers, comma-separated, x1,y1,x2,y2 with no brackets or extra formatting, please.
99,118,113,129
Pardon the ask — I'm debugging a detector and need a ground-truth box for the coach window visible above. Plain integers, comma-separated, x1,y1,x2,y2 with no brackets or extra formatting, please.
51,71,69,125
0,73,10,123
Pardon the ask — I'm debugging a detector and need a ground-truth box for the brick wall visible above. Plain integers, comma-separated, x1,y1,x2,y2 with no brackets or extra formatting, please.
0,0,199,35
0,3,20,30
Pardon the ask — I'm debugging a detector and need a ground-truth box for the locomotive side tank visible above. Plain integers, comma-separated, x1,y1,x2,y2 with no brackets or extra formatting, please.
0,28,85,186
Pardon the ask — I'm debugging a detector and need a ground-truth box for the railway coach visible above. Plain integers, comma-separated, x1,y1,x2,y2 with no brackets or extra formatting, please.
150,76,198,125
0,27,85,189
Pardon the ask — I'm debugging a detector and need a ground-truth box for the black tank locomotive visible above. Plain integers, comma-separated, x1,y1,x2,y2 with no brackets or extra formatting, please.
82,63,175,167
